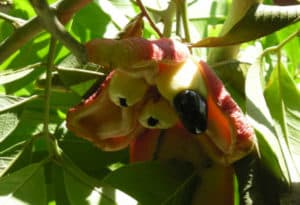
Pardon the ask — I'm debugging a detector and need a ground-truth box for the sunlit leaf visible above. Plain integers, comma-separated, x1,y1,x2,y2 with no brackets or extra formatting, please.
0,112,19,143
60,152,136,205
245,60,287,182
264,64,300,182
70,2,111,42
102,160,195,205
0,95,38,113
64,170,137,205
0,140,33,177
0,63,41,85
4,67,45,94
276,23,300,75
0,142,25,176
192,4,300,47
0,163,47,205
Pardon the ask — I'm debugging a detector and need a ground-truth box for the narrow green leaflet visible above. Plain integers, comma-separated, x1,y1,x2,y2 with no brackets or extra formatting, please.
0,63,40,85
102,160,195,205
0,163,47,205
57,66,104,87
0,112,19,143
245,60,287,182
55,55,105,96
0,94,38,113
192,4,300,47
0,140,33,177
0,142,25,176
264,64,300,181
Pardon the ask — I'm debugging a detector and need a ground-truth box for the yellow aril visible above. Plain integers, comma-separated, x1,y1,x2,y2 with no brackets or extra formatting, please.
138,98,178,129
155,58,207,102
108,70,148,107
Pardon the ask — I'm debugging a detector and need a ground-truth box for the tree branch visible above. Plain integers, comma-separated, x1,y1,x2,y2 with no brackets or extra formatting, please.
0,0,91,64
30,0,87,64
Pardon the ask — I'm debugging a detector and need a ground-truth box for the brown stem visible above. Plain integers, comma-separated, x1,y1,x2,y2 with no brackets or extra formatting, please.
135,0,163,38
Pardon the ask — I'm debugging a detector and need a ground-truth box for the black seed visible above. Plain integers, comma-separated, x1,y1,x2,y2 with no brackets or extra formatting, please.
173,90,207,134
147,116,159,127
119,97,128,107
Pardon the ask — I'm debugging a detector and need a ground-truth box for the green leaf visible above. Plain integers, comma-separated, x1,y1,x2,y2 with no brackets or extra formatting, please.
60,152,135,205
245,60,287,182
0,138,33,177
0,112,19,143
57,67,104,87
0,163,47,205
0,141,25,176
70,2,111,42
264,64,300,182
0,63,40,85
102,160,195,205
192,4,300,47
57,122,128,179
12,0,36,19
64,170,130,205
5,32,50,69
276,23,300,76
0,21,13,47
55,55,105,96
211,60,249,96
4,67,45,94
50,163,70,205
0,95,38,113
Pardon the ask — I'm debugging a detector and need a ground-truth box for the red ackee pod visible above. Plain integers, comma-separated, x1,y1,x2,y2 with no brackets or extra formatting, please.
66,71,145,151
67,37,255,163
197,61,255,164
66,37,256,205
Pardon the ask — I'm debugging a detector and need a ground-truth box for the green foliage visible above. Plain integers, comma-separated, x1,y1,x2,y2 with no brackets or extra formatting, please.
0,163,47,204
102,160,195,205
0,0,299,204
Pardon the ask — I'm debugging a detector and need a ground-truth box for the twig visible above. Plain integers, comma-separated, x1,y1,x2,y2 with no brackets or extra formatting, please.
135,0,163,37
179,0,190,42
162,0,177,37
0,0,91,64
43,37,56,157
260,29,300,57
30,0,87,64
0,12,26,28
42,37,62,158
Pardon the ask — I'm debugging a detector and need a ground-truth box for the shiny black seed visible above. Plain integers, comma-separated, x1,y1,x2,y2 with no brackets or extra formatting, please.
147,116,159,127
173,90,207,134
119,97,128,107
